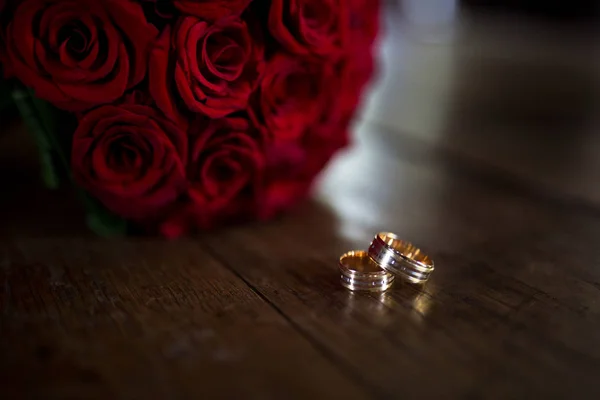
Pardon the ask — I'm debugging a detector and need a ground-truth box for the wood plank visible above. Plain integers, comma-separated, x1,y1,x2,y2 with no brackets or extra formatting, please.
201,120,600,398
0,239,370,399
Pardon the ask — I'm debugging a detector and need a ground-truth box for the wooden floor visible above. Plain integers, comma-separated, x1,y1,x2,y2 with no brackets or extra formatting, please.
2,3,600,398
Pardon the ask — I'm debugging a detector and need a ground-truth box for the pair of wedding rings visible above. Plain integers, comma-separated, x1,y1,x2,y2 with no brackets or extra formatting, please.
339,232,434,292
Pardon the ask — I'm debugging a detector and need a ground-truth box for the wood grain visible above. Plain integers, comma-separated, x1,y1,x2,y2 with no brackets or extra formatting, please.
0,239,369,399
202,121,600,398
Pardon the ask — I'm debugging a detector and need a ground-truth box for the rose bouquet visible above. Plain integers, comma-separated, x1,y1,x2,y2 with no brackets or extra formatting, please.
0,0,379,237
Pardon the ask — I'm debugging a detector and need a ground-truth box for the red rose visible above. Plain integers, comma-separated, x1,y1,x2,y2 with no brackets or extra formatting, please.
158,202,197,239
174,0,251,21
257,106,349,220
139,0,176,19
258,140,340,220
158,116,265,236
72,104,188,221
269,0,347,57
249,53,334,142
256,62,373,219
150,16,263,123
309,58,374,146
307,0,379,143
4,0,158,111
343,0,379,102
258,58,380,219
256,75,354,220
346,0,380,49
187,116,265,225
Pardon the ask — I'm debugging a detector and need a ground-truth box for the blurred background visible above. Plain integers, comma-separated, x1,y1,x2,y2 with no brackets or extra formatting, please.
353,0,600,203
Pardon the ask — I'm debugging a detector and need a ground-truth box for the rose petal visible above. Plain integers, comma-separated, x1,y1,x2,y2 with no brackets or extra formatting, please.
5,0,157,111
72,104,188,220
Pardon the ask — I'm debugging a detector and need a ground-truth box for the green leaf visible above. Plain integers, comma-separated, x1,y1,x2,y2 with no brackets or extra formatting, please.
39,151,60,189
77,190,128,237
12,82,129,236
11,85,64,189
0,78,13,110
86,213,128,238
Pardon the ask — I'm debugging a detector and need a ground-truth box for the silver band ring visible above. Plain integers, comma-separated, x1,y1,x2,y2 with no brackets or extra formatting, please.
368,233,434,284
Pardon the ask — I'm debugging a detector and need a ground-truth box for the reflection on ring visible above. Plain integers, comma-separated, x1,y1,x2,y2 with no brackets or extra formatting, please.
339,250,395,292
368,233,434,284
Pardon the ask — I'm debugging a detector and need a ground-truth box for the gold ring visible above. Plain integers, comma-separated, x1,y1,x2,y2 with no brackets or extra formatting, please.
339,250,395,292
368,233,434,284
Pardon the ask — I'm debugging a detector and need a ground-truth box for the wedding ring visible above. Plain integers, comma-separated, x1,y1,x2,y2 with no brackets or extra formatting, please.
368,233,434,284
339,250,395,292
